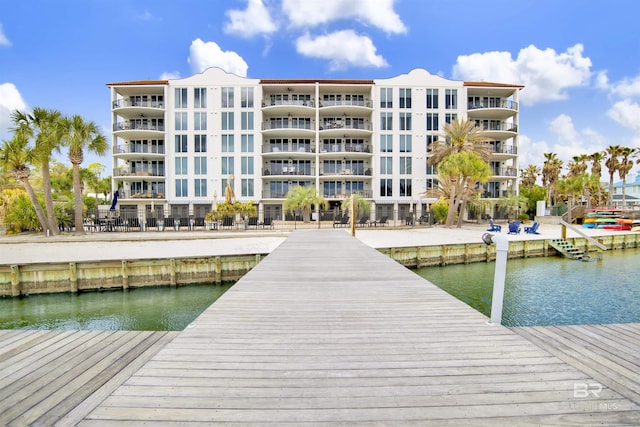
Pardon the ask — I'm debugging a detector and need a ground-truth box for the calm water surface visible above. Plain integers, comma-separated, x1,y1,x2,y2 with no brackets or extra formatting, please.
415,248,640,327
0,283,233,331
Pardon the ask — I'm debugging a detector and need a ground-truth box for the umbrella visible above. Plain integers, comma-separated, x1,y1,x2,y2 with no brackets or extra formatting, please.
109,190,119,212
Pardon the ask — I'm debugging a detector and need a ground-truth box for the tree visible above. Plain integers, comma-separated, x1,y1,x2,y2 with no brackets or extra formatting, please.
65,115,108,234
436,152,491,228
567,154,588,177
284,185,328,223
497,193,529,221
520,164,540,188
604,145,623,206
542,152,563,206
618,147,637,207
12,107,66,235
589,151,605,205
557,174,590,223
519,184,546,217
0,134,50,234
340,193,370,219
427,118,490,166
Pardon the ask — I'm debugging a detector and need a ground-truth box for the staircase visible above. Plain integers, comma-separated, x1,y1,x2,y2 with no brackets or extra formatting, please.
549,239,586,260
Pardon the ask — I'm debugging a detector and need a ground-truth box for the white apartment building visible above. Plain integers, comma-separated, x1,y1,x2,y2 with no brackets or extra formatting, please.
107,67,522,224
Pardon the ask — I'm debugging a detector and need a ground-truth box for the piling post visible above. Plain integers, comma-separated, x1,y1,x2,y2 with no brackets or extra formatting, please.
69,262,78,293
485,234,509,326
10,265,20,297
122,260,129,289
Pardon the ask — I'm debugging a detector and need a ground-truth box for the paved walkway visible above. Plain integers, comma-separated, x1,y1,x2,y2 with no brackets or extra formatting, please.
1,222,636,265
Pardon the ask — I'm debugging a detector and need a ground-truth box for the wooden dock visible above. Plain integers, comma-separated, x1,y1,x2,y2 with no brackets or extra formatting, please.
1,229,639,425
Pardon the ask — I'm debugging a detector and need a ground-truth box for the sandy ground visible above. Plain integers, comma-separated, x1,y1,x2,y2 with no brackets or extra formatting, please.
0,222,636,265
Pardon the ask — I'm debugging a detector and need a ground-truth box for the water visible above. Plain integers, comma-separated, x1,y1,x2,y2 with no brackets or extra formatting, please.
414,248,640,327
0,283,233,331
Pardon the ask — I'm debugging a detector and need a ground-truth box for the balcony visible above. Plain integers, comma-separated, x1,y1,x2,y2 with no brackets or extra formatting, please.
491,168,518,180
319,143,372,155
118,190,166,200
320,168,372,177
263,166,313,177
319,119,372,138
113,99,165,109
113,120,165,139
261,119,315,137
490,145,518,160
322,190,373,199
467,99,518,119
113,166,165,178
113,144,165,160
477,121,517,139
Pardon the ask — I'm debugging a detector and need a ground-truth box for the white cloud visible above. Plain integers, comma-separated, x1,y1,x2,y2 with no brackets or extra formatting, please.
159,71,181,80
517,133,550,171
0,23,10,47
595,71,609,90
0,83,27,135
547,114,608,166
282,0,406,34
609,75,640,98
188,39,249,77
607,100,640,132
296,30,388,71
453,44,592,106
224,0,277,38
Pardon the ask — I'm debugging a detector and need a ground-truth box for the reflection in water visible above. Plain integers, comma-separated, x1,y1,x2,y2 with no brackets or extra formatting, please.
414,248,640,327
0,283,233,331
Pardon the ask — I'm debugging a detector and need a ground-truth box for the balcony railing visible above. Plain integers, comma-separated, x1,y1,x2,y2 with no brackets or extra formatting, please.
262,99,316,108
492,145,517,155
113,145,165,155
320,120,372,131
113,121,165,132
320,144,372,153
468,100,518,111
320,99,371,108
262,120,315,131
320,169,372,176
113,167,165,177
493,168,518,177
118,190,166,199
264,145,315,153
263,167,313,176
478,122,518,132
323,190,373,198
112,99,164,109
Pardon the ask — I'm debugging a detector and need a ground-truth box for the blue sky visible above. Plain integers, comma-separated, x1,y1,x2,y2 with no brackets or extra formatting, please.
1,0,639,177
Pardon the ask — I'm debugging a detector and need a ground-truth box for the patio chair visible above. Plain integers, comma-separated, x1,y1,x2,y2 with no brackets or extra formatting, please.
507,220,521,234
371,216,388,227
487,219,501,232
332,214,344,228
356,216,369,227
524,221,541,234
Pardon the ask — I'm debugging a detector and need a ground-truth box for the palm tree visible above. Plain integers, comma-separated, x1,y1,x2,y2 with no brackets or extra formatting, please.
340,193,371,220
65,115,108,234
618,147,637,207
542,152,563,206
0,134,50,234
436,152,491,227
604,145,623,206
589,151,604,179
284,185,328,223
497,193,529,221
427,118,490,166
11,108,66,235
567,154,588,177
520,164,540,188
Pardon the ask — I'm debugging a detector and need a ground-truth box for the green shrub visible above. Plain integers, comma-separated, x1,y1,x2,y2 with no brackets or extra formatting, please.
517,213,530,221
431,197,448,224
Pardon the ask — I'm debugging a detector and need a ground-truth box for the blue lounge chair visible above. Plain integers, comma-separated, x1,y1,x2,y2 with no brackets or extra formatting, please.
525,221,541,234
487,219,501,232
507,220,521,234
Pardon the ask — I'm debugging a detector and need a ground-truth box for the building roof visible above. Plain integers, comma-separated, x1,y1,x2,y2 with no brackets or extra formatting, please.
259,79,375,85
464,81,525,89
106,80,168,87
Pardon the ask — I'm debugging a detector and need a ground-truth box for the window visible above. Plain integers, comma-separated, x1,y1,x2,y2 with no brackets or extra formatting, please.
222,112,234,130
194,88,206,108
221,134,234,152
380,135,393,152
194,157,207,175
175,135,188,153
399,135,412,152
426,113,439,131
194,135,207,152
175,157,188,175
399,112,411,131
426,163,435,174
175,179,188,197
445,89,457,109
241,178,254,197
426,178,438,191
221,156,234,175
379,88,392,108
241,111,254,130
241,134,254,152
399,88,411,108
194,178,207,197
241,156,254,174
194,112,207,130
175,88,187,108
380,178,392,197
445,113,457,124
221,87,234,108
380,157,392,174
380,112,392,131
400,178,412,197
241,87,254,108
426,89,438,109
400,157,412,175
175,112,188,130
